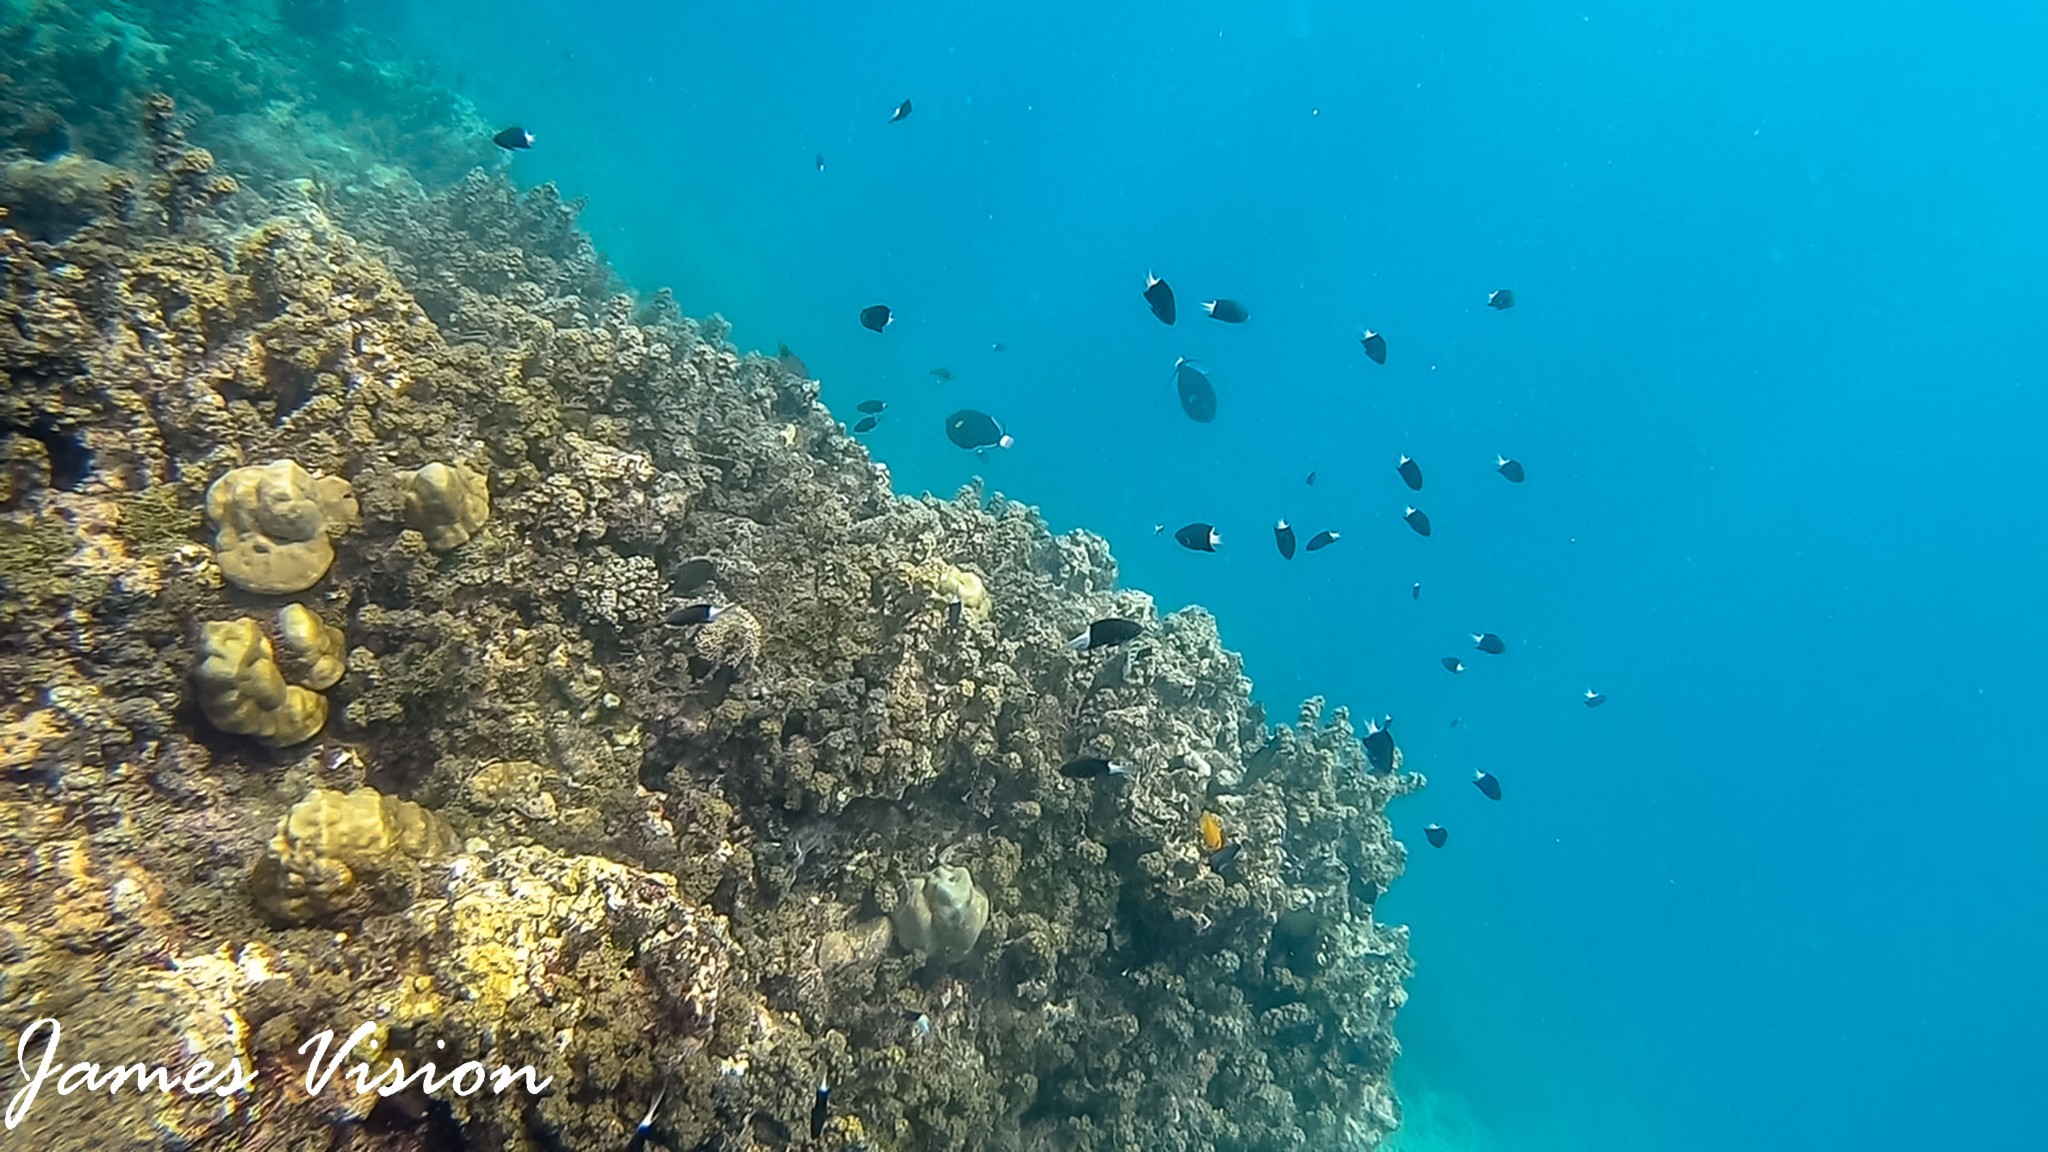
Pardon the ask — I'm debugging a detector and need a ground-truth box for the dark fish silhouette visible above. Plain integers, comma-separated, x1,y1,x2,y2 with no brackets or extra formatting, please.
1472,632,1506,655
816,153,827,172
860,304,893,332
1144,273,1176,325
1424,823,1448,848
1497,456,1525,483
1305,470,1317,486
492,125,533,150
856,399,887,414
1306,530,1340,552
777,343,810,380
1174,358,1216,423
1397,455,1423,492
945,409,1012,450
1174,522,1220,552
1584,689,1607,708
990,342,1007,352
666,604,721,627
1059,757,1133,780
1472,770,1502,801
1404,507,1432,536
1362,715,1396,774
1360,330,1387,365
889,99,913,123
946,597,963,627
1488,288,1515,310
1207,842,1243,872
1202,299,1249,323
852,415,879,433
624,1087,665,1152
1275,521,1296,560
1411,582,1422,600
1441,657,1464,674
930,367,954,381
810,1078,831,1138
1068,617,1143,651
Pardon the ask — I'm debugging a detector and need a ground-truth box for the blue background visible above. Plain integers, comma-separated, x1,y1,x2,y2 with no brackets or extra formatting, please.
388,2,2047,1147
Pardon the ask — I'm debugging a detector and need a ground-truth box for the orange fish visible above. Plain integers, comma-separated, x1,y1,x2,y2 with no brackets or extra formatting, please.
1199,811,1225,853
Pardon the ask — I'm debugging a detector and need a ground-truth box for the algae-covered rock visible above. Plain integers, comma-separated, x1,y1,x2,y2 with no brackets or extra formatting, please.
191,617,328,746
891,863,991,963
273,603,346,689
204,460,357,594
248,785,459,924
400,461,490,550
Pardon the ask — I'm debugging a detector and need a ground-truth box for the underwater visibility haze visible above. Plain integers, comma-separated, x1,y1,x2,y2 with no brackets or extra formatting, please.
2,1,2044,1150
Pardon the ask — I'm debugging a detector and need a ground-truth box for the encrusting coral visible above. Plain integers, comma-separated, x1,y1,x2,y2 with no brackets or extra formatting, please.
203,459,357,593
0,5,1426,1151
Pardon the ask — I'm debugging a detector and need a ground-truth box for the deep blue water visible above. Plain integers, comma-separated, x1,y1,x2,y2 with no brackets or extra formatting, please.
390,2,2046,1148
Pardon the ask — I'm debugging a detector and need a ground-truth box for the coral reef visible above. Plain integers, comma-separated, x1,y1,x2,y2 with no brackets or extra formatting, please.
0,3,1426,1151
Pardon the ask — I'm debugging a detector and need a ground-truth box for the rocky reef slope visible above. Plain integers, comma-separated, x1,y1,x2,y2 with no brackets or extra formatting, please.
1,4,1423,1150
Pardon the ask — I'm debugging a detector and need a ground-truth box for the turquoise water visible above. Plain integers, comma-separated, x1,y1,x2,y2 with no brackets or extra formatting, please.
392,2,2045,1148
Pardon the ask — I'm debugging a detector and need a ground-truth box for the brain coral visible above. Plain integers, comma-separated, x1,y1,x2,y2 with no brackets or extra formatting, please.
203,460,357,594
248,786,460,924
191,617,328,747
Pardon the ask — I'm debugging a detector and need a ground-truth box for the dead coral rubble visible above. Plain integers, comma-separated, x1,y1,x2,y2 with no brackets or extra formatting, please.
0,17,1423,1152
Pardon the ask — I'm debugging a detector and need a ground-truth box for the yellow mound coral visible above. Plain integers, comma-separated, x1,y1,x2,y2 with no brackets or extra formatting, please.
938,564,991,621
273,604,345,690
191,617,328,746
400,462,490,550
248,786,459,924
203,460,357,594
890,863,991,963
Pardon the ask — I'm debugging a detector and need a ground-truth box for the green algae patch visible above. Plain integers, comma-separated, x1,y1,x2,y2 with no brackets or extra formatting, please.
0,516,81,601
114,483,201,554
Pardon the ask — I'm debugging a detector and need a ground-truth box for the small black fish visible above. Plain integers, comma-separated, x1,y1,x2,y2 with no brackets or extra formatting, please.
624,1087,665,1152
1153,523,1165,535
1305,470,1318,486
1174,522,1220,552
945,409,1013,450
1472,770,1502,801
990,342,1007,352
1059,757,1134,780
860,304,893,332
1424,823,1448,848
1397,455,1423,492
1404,507,1432,537
1275,520,1296,560
816,153,827,172
1488,288,1516,310
856,399,887,414
1411,582,1422,600
1306,530,1340,552
852,415,879,433
1497,455,1526,483
492,125,533,150
1584,689,1607,708
1202,298,1249,323
1068,617,1143,651
1441,656,1464,674
1144,273,1176,325
1207,842,1243,872
1174,358,1216,423
930,367,954,381
1473,632,1506,655
890,99,913,123
776,343,810,380
1360,330,1387,365
810,1078,830,1139
946,597,964,627
666,604,722,627
1362,715,1395,774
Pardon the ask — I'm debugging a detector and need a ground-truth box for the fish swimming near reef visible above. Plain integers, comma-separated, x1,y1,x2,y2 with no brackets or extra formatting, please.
1472,770,1502,801
852,415,879,433
860,304,893,333
492,125,533,150
1305,530,1340,552
1362,715,1396,774
1472,632,1506,655
1488,288,1516,310
945,409,1012,450
929,367,955,381
1441,657,1464,674
1174,357,1216,422
810,1077,831,1137
1584,688,1607,708
1497,455,1526,483
1424,823,1448,848
890,99,913,123
1068,617,1143,651
1360,329,1387,365
1403,507,1432,537
1174,522,1220,552
1412,582,1422,600
666,604,722,627
856,399,887,414
1144,273,1176,325
1397,455,1423,492
624,1088,665,1152
1275,520,1296,560
1200,811,1226,852
1058,757,1133,780
816,152,827,171
776,343,811,380
1202,298,1249,323
1305,470,1318,486
1207,841,1243,873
